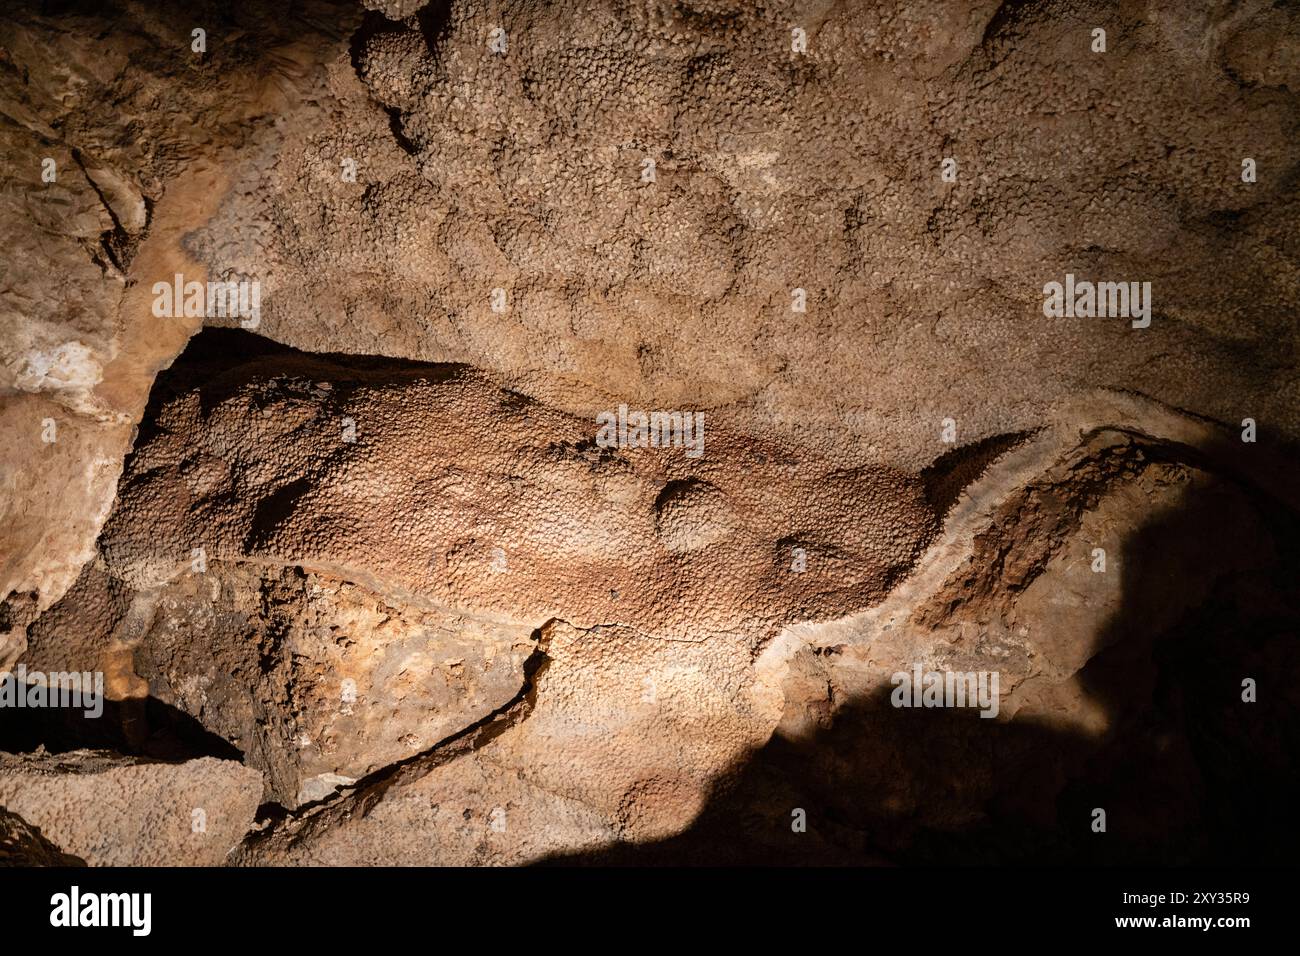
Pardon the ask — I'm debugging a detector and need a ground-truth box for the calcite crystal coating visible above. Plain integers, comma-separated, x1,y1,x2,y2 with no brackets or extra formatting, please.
0,0,1297,865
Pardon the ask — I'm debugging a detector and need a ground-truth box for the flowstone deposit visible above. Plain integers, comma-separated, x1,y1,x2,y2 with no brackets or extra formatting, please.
1,0,1298,867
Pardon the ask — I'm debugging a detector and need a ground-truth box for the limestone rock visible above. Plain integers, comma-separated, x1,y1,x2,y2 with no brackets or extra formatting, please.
96,333,936,640
0,808,85,867
0,750,262,866
0,0,1296,867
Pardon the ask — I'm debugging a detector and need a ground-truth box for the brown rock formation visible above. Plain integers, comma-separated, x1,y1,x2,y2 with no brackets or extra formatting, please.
1,0,1298,866
0,808,85,867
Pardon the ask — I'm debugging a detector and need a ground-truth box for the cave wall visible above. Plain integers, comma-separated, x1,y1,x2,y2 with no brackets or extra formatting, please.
1,0,1298,865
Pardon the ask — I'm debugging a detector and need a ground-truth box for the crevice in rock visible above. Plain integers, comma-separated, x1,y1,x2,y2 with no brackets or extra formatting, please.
125,326,465,467
0,807,87,867
413,1,454,59
921,429,1039,522
0,693,244,765
384,105,419,155
70,147,140,274
348,7,421,156
243,618,555,841
916,426,1300,631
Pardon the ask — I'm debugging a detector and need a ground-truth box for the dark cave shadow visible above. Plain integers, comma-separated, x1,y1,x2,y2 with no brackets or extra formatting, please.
243,475,315,551
536,438,1300,866
414,1,454,57
148,326,467,396
921,428,1039,521
128,326,469,459
0,692,243,764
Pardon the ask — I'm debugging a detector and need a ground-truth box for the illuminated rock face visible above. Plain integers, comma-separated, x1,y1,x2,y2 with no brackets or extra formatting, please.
2,0,1299,864
95,333,935,638
0,751,262,867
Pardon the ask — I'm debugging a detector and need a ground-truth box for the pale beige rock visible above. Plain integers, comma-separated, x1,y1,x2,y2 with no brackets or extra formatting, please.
191,0,1299,476
0,0,357,660
238,752,619,866
0,750,262,866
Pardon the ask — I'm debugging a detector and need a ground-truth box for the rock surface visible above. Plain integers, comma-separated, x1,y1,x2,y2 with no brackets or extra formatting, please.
97,333,935,639
0,808,85,866
1,0,1298,865
0,0,356,664
0,750,262,866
